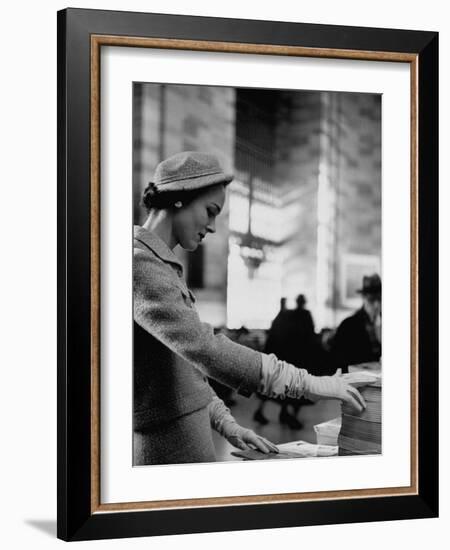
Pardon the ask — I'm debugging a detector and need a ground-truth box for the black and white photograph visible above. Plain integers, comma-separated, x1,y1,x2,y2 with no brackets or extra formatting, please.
0,0,438,545
132,83,382,466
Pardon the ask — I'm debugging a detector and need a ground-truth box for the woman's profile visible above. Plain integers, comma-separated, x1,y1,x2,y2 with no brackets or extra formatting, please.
133,151,366,465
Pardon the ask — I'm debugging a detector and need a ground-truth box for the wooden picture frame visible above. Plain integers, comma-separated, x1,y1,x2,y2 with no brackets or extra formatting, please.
57,7,438,541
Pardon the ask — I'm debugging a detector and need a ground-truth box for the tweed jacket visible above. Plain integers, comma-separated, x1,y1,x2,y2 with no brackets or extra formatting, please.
133,226,262,431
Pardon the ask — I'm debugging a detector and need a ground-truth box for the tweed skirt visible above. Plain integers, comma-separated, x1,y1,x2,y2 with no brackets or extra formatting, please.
133,405,217,465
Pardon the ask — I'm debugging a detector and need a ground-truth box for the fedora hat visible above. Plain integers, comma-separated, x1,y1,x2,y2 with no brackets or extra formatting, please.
357,274,382,297
153,151,233,193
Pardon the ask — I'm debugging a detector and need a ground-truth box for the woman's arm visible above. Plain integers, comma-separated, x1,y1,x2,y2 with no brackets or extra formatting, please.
134,247,366,413
134,247,261,395
259,353,366,412
208,389,278,454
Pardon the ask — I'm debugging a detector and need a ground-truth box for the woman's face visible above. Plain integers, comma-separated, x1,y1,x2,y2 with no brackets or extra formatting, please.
172,184,226,251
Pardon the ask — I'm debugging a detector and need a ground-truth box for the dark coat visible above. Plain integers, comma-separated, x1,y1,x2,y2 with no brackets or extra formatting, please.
331,307,381,373
264,308,316,369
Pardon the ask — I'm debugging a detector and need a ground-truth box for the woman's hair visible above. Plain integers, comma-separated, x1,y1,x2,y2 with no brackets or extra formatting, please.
141,181,220,212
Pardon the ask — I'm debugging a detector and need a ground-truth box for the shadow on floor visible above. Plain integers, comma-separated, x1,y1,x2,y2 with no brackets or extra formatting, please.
25,519,56,538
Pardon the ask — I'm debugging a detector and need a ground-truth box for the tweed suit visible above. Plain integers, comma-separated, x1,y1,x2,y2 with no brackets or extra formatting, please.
133,226,262,464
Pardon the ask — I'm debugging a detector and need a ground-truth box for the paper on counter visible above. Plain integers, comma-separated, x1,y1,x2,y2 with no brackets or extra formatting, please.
231,440,337,460
277,440,338,457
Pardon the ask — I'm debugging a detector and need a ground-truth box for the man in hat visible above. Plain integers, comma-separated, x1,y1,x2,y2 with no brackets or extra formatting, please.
331,274,382,374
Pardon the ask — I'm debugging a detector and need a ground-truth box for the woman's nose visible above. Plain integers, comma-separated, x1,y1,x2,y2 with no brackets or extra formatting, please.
206,220,216,233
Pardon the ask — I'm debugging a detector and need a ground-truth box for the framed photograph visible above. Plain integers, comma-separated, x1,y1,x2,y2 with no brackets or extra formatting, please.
57,8,438,541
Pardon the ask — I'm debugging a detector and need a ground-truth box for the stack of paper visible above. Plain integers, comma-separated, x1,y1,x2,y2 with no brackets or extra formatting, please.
314,417,342,446
338,365,382,455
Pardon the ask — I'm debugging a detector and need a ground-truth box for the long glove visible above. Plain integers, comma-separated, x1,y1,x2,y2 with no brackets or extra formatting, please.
258,353,366,413
208,393,279,454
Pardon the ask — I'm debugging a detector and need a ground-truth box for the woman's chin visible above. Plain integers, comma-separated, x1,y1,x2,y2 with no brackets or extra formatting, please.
182,240,199,252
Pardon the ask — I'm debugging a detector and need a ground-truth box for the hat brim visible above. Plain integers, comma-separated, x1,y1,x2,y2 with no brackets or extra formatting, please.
357,288,381,297
155,172,233,193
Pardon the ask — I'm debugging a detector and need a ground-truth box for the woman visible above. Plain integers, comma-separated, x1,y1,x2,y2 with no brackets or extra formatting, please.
133,151,365,465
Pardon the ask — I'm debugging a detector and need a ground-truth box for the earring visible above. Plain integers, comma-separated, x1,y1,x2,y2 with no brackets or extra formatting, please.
174,201,183,208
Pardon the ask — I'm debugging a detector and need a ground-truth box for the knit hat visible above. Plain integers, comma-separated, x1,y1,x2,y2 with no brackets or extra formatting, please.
153,151,233,193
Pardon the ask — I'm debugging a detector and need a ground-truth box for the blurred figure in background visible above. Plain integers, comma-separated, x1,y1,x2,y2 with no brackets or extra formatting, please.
277,294,317,429
253,294,318,429
253,298,287,425
331,274,382,374
290,294,316,369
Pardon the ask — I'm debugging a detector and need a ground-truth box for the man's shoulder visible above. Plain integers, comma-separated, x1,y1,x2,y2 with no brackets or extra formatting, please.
339,308,365,328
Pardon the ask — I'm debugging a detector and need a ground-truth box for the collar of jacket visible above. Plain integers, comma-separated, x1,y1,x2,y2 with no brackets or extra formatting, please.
357,306,373,324
134,225,184,272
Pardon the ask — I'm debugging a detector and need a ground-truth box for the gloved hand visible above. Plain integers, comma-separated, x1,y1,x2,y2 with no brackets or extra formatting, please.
302,373,366,412
225,425,279,453
208,394,278,454
259,353,366,413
